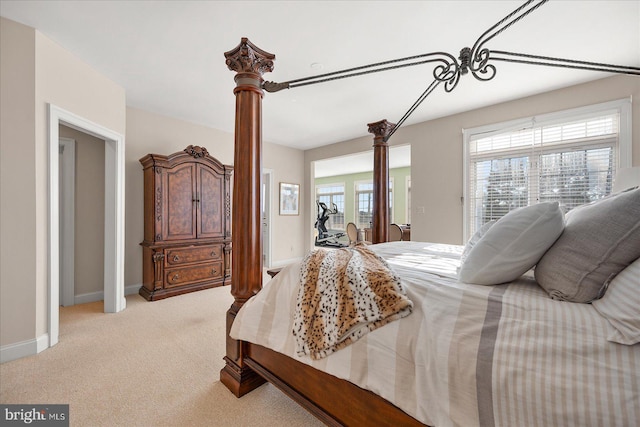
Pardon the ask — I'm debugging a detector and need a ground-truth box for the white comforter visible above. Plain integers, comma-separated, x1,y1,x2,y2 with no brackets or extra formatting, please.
231,242,639,427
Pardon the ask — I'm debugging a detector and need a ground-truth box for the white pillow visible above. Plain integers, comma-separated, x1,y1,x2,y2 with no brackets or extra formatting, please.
461,220,495,260
458,202,564,285
458,220,495,272
592,257,640,345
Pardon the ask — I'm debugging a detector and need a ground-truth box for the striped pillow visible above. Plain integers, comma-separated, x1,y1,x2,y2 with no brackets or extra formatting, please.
592,257,640,345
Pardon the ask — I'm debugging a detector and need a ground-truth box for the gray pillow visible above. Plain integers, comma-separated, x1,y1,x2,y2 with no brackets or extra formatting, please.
535,187,640,303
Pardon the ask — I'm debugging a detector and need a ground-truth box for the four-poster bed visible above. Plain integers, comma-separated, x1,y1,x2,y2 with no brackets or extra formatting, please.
219,1,639,425
218,38,640,427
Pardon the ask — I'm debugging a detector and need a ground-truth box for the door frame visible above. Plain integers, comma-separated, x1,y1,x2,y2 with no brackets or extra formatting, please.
262,169,273,268
59,137,75,307
48,104,126,348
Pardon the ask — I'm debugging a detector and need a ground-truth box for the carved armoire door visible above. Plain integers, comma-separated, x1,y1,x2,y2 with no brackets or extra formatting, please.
197,164,224,239
162,163,197,241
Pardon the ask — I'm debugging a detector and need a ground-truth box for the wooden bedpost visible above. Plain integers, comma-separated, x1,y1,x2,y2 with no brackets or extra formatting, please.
368,119,396,244
220,38,274,397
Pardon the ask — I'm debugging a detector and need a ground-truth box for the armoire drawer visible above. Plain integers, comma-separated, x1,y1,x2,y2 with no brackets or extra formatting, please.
164,262,223,288
165,244,222,266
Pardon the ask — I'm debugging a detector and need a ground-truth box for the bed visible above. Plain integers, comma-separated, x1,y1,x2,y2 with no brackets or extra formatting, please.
219,38,640,426
231,242,639,426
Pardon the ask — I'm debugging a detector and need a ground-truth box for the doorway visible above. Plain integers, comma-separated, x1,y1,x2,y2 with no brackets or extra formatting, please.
48,104,125,348
262,169,273,268
312,145,412,246
59,128,107,307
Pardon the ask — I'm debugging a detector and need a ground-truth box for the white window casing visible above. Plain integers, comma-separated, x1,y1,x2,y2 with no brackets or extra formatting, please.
463,98,632,241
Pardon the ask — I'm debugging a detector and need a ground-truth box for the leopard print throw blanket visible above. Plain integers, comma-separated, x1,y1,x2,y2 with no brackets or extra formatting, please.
293,245,413,360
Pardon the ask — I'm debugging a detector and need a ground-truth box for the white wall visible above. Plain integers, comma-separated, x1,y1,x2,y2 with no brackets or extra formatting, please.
305,75,640,247
263,142,306,264
1,18,305,357
124,107,234,287
34,26,126,339
0,17,126,351
1,17,37,347
124,107,305,286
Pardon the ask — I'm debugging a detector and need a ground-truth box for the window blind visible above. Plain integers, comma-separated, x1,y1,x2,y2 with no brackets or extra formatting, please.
466,111,620,237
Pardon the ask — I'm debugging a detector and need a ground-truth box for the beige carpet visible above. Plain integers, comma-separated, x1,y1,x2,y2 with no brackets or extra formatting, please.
0,284,323,427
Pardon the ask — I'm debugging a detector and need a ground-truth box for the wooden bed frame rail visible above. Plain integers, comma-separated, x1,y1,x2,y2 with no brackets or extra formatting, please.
245,343,426,426
220,38,422,426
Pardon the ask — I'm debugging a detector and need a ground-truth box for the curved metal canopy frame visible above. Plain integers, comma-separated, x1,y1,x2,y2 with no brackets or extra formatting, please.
261,0,640,142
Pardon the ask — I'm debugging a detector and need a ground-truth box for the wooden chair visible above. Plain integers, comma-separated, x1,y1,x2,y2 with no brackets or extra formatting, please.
346,222,359,246
389,223,403,241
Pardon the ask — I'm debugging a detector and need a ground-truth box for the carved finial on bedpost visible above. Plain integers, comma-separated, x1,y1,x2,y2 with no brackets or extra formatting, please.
368,120,396,244
224,37,275,76
221,38,274,397
368,120,396,140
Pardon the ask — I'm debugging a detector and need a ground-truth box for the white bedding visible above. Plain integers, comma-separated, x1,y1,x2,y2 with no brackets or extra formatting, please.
230,241,640,426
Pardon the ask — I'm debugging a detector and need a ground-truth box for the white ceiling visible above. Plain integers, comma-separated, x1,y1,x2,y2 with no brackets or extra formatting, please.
1,0,639,153
315,145,411,178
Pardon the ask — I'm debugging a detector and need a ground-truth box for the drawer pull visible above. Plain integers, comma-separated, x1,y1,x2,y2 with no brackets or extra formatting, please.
211,268,218,275
211,251,217,257
171,274,180,281
173,255,180,262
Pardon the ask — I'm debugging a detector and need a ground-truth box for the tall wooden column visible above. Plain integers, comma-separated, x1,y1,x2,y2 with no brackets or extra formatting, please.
220,38,274,397
367,120,396,244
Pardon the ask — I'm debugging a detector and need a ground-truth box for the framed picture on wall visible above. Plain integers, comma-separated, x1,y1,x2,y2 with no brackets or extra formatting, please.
279,182,300,215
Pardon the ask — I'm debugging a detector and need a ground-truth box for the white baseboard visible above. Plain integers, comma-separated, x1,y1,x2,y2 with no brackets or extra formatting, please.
73,284,141,305
0,334,49,364
73,290,103,305
36,334,49,353
125,283,141,296
2,285,143,364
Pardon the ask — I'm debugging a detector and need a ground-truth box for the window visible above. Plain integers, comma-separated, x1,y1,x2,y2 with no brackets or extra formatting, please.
463,99,631,240
355,180,394,229
355,181,373,228
315,184,345,230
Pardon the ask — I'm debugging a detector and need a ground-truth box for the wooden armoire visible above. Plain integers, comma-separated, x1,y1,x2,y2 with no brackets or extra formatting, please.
139,145,233,301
